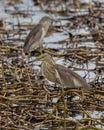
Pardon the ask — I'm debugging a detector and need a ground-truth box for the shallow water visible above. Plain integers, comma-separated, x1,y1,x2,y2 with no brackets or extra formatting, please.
0,0,104,129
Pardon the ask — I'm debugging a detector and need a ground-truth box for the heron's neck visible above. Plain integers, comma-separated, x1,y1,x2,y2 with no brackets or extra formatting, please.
42,23,50,33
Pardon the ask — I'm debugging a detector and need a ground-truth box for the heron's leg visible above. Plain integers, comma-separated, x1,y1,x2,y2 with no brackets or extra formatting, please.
61,84,67,129
21,48,25,67
39,45,44,56
81,87,86,100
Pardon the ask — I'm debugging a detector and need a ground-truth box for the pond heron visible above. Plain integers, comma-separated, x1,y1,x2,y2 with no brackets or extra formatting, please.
23,16,53,54
41,54,89,89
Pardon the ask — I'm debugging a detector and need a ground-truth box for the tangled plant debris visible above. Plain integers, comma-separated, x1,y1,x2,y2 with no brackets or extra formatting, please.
0,0,104,129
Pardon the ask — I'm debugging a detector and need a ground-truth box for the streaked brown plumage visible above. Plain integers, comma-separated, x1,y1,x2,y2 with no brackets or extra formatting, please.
23,16,53,54
42,54,89,89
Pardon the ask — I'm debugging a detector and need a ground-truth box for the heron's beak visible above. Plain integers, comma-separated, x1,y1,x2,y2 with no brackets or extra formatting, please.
35,54,45,61
52,18,59,22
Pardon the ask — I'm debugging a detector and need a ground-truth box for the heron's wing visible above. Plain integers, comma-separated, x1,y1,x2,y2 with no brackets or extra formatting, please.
55,64,89,89
23,24,43,53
